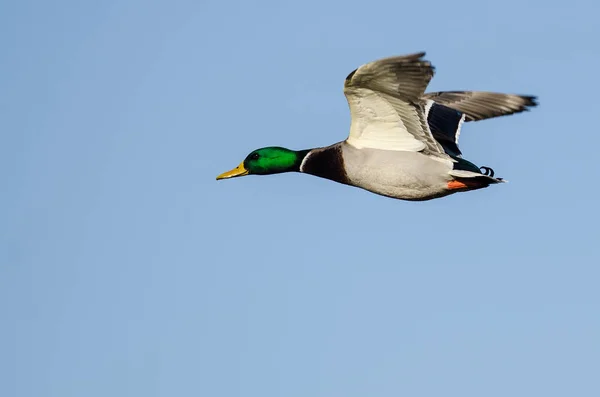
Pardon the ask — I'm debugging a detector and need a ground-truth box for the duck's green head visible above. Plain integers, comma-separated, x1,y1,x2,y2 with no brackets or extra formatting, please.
216,147,309,180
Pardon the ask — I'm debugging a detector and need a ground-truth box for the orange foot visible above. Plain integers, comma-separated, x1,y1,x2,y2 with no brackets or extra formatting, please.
447,180,470,190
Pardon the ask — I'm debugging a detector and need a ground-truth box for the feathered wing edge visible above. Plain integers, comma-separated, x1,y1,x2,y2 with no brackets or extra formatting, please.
423,91,538,122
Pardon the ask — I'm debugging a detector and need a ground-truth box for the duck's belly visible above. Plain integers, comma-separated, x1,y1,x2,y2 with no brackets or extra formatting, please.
341,145,454,201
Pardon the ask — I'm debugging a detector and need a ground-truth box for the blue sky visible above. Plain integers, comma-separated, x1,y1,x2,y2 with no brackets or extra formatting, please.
2,0,599,396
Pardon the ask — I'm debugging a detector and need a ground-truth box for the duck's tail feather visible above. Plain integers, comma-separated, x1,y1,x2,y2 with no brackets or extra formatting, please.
449,169,506,190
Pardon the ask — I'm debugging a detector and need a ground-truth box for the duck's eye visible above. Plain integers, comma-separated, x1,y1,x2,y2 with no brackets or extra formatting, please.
250,153,260,160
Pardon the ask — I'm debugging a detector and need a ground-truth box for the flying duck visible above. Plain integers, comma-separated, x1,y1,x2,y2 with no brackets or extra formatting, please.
216,52,537,201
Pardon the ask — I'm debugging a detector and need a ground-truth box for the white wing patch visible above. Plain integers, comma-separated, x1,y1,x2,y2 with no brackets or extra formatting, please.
345,88,427,152
424,99,435,119
456,112,466,144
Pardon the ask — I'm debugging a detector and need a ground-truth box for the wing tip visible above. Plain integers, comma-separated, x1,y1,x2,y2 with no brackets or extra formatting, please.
522,95,539,108
345,68,357,83
344,51,431,85
408,51,427,59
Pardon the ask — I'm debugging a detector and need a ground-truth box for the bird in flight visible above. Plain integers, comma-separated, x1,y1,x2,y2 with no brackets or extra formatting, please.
216,52,537,201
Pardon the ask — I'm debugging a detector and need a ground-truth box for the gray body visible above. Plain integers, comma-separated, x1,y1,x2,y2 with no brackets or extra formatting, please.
300,142,497,201
340,143,454,200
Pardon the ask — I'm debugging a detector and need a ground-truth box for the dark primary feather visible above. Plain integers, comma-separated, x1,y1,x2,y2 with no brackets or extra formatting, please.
423,91,538,122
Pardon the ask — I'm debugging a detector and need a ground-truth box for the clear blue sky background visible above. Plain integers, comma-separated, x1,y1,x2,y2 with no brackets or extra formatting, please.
2,0,599,396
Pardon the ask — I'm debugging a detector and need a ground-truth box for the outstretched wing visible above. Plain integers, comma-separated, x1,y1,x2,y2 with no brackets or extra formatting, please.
343,52,445,155
423,91,538,122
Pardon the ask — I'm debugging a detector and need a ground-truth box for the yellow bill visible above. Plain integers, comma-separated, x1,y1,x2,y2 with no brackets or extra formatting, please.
216,162,249,180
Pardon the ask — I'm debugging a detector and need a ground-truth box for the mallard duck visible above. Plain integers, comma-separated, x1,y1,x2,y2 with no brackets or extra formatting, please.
216,52,537,201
